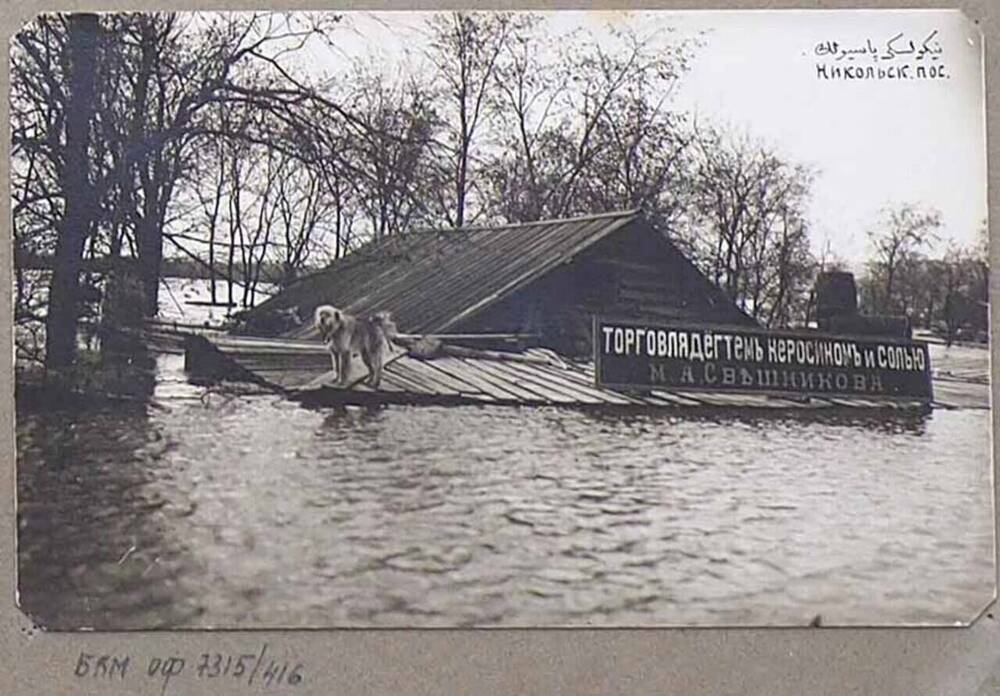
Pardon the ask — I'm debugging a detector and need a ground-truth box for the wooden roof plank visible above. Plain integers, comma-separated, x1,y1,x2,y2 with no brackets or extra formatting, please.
213,336,326,353
399,357,487,396
929,380,990,409
632,392,687,408
456,358,562,403
429,357,538,402
483,360,621,405
387,363,463,396
221,356,329,371
646,390,708,406
410,357,522,398
469,359,582,404
530,363,641,405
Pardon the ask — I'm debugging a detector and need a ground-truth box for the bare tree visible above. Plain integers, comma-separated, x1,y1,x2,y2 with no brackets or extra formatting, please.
343,67,437,239
683,126,815,326
864,204,941,315
425,12,520,227
42,14,100,371
859,235,988,342
485,24,696,225
273,155,335,284
12,11,351,370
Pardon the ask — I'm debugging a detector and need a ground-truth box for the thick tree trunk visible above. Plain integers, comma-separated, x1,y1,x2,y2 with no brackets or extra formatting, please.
138,213,162,315
138,167,172,316
99,259,155,398
131,18,160,316
44,13,99,371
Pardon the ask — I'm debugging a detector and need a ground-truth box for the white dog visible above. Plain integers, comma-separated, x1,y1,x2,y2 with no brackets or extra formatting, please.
314,305,397,388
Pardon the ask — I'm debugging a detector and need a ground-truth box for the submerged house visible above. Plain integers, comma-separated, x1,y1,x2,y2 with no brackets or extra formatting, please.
183,209,948,409
242,209,754,356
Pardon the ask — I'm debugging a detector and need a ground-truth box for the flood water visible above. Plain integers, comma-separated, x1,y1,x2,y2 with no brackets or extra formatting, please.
15,348,995,629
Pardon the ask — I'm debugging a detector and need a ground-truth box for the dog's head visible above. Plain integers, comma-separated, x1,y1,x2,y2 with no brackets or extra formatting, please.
314,304,344,341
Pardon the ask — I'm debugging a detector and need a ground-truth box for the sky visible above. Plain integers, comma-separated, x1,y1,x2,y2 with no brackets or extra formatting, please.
311,9,986,271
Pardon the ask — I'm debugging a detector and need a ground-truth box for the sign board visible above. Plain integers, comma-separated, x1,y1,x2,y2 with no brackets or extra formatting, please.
594,318,933,401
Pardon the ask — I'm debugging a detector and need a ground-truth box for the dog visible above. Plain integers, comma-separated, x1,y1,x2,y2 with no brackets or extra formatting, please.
314,305,397,388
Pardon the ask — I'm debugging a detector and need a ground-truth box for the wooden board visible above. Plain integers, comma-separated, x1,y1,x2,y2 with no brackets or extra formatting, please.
183,332,965,412
932,380,990,410
426,357,532,402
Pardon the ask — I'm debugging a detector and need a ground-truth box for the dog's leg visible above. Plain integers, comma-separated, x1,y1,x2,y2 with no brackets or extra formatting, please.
337,350,350,386
327,346,340,381
362,349,380,389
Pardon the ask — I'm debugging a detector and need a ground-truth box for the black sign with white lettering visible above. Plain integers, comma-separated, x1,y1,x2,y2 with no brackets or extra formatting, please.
594,318,933,401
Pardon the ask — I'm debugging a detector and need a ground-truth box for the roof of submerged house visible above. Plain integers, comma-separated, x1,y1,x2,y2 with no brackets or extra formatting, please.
246,209,743,337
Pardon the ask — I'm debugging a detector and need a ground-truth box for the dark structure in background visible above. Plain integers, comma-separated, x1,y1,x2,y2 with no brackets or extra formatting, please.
814,272,858,324
815,271,912,339
242,210,755,357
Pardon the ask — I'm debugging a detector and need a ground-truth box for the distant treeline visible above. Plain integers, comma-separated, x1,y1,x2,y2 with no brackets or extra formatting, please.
159,258,318,283
855,205,989,341
15,251,315,283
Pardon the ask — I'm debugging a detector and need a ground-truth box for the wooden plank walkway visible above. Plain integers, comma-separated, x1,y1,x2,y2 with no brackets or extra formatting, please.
180,333,990,411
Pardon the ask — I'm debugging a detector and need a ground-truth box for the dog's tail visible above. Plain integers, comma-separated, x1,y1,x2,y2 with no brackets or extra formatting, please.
369,311,397,341
280,306,306,327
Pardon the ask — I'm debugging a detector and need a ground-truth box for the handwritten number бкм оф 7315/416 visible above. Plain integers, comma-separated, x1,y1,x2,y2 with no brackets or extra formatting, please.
73,645,305,692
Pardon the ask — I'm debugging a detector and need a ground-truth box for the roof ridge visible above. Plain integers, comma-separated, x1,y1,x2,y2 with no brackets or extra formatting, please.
411,208,644,235
267,231,425,291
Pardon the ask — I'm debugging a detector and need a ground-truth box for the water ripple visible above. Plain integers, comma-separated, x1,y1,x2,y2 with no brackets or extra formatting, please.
15,353,995,628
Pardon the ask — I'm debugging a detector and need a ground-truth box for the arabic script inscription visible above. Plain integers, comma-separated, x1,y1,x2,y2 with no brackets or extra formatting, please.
813,30,948,82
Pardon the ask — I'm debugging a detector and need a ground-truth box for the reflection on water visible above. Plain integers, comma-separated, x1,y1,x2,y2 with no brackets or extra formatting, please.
16,354,995,628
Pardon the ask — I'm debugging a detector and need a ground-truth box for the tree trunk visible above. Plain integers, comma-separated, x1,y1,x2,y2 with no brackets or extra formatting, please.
137,211,162,315
44,13,99,371
134,19,163,317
